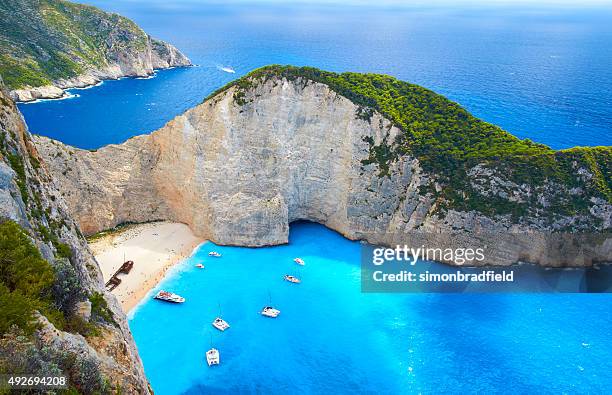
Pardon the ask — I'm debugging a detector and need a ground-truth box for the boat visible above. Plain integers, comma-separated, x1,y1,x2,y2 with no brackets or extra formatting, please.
209,251,222,257
206,348,220,366
206,333,220,366
219,66,235,74
195,263,205,269
154,290,185,303
105,276,121,291
212,303,229,331
284,274,301,284
212,317,230,331
261,306,281,318
118,260,134,274
294,258,305,265
261,292,280,317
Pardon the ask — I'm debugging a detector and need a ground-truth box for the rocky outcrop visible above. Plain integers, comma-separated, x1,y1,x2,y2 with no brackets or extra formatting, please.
0,81,150,392
0,0,191,102
33,73,612,267
9,39,191,102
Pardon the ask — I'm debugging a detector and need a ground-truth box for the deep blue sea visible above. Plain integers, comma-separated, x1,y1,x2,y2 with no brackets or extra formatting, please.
129,222,612,394
17,1,612,149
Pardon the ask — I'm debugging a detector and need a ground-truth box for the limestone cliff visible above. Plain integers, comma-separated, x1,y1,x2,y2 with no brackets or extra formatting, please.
34,67,612,267
0,0,191,102
0,81,150,392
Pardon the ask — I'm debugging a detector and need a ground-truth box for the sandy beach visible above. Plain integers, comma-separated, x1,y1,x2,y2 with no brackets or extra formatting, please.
89,221,203,312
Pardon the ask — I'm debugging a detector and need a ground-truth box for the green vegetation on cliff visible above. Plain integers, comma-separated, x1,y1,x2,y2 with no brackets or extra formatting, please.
0,0,149,89
0,220,61,335
213,65,611,223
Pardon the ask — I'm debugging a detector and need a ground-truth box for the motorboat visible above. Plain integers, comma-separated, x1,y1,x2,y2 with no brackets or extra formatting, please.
284,274,301,284
195,263,205,269
294,258,305,265
153,290,185,303
261,306,280,318
206,348,220,366
209,251,222,257
212,317,230,331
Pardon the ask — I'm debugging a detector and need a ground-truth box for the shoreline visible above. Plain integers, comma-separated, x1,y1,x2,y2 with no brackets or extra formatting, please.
89,221,204,312
11,64,193,103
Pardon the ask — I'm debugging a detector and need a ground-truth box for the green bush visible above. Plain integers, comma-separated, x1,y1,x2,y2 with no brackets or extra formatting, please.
89,292,116,326
0,220,64,335
6,153,28,204
52,259,84,314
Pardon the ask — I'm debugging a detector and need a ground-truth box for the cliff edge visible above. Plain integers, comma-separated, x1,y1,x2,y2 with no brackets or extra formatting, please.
0,80,150,392
34,66,612,267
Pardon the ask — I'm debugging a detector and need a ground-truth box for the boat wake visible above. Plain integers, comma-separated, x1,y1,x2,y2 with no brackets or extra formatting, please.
217,65,236,74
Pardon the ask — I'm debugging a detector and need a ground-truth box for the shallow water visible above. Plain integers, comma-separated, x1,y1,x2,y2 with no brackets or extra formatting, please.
128,222,612,394
18,1,612,149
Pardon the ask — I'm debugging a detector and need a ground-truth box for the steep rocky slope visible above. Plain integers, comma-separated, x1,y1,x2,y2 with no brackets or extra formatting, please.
0,81,150,392
0,0,191,102
34,66,612,267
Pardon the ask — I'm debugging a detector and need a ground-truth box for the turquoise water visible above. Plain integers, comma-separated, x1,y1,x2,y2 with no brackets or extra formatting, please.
18,1,612,149
129,222,612,394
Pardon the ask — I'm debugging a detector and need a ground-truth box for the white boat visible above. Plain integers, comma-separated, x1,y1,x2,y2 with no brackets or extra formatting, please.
220,66,235,73
206,348,220,366
261,306,280,318
284,274,301,284
209,251,222,257
154,290,185,303
212,317,230,331
195,263,205,269
294,258,305,265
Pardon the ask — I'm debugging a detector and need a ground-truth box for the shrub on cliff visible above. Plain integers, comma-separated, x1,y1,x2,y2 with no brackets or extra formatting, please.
89,292,117,326
0,327,110,393
0,220,59,334
0,327,64,376
52,258,85,315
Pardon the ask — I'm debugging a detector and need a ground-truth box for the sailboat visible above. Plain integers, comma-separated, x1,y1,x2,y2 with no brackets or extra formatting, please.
206,333,220,366
212,302,230,331
261,291,280,318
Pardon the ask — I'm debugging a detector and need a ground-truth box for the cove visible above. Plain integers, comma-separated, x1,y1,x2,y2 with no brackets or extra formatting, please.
128,222,612,394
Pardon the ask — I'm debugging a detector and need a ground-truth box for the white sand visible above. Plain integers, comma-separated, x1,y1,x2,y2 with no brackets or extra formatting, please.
89,221,203,312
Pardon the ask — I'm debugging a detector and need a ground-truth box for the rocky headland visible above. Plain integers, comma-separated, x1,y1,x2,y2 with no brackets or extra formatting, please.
0,0,191,102
33,66,612,267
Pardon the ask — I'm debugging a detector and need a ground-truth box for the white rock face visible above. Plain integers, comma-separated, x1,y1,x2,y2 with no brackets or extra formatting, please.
34,77,612,267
